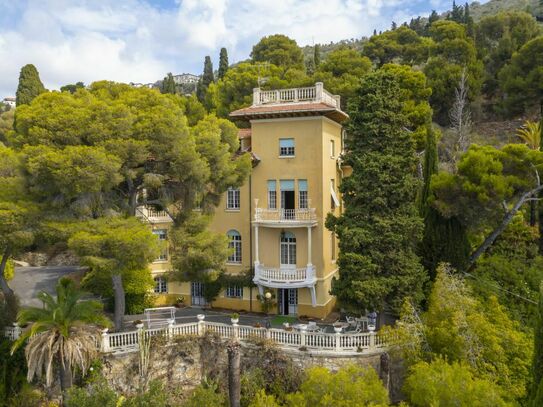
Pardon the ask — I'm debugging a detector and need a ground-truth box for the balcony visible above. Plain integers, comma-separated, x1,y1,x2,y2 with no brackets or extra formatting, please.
253,262,316,289
253,208,317,227
136,206,172,224
253,83,341,109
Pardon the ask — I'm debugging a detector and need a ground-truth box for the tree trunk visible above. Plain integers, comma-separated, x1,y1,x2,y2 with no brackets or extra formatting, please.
227,341,241,407
469,185,543,268
379,352,391,394
531,200,537,227
0,246,14,298
59,359,73,392
112,273,125,331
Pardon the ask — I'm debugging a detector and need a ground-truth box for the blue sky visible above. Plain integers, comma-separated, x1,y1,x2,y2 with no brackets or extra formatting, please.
0,0,485,97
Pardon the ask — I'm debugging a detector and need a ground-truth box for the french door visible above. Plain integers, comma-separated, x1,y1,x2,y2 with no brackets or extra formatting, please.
278,288,298,315
280,232,296,268
191,282,206,306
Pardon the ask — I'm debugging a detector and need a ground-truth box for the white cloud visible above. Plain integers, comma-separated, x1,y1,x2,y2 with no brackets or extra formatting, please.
0,0,478,97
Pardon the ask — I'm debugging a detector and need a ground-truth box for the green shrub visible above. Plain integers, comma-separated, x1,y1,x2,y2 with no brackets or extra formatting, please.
125,292,155,315
184,381,226,407
0,338,27,405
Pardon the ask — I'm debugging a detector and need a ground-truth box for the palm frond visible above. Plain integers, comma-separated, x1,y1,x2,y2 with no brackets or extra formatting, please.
516,120,541,150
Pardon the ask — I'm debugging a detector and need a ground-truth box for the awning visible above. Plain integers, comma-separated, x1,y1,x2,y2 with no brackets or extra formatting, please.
331,184,340,207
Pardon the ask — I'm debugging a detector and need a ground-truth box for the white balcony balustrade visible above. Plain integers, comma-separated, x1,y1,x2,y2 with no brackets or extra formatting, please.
254,263,316,287
254,208,317,225
135,206,172,223
253,83,341,109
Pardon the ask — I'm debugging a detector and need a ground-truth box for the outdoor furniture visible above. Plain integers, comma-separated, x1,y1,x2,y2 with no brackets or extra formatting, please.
144,307,176,328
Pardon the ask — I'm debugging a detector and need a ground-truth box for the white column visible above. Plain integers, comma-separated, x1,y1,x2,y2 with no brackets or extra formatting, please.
315,82,324,101
254,225,260,264
309,286,317,307
253,88,260,106
307,226,312,266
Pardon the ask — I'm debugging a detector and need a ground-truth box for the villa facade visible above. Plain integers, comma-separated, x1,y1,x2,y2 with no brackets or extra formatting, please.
140,83,348,319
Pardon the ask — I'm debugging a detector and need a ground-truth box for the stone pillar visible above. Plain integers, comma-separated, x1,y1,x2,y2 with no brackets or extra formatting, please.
315,82,324,101
167,319,175,344
369,331,376,349
335,331,341,352
299,326,307,347
253,88,260,106
101,328,110,353
197,314,206,336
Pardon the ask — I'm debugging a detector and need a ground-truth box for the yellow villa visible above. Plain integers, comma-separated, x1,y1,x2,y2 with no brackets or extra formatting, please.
138,83,348,319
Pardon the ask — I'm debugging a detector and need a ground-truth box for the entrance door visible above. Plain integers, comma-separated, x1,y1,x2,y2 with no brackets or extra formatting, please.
191,282,206,306
278,288,298,315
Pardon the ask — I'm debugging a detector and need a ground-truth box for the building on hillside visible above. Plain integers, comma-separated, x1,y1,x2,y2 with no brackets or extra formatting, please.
137,83,348,319
172,73,199,85
2,97,16,108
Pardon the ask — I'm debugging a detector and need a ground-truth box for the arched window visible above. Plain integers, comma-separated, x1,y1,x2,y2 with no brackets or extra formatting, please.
227,230,242,263
280,232,296,266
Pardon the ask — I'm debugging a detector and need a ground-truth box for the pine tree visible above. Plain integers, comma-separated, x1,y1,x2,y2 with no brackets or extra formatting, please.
15,64,46,106
161,72,177,94
218,47,229,80
326,70,426,314
196,56,214,104
449,1,464,23
418,124,438,215
391,21,397,30
314,44,321,68
530,283,543,405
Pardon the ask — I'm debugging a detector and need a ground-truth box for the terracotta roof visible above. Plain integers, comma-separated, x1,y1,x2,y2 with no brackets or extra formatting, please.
237,128,252,139
230,102,348,123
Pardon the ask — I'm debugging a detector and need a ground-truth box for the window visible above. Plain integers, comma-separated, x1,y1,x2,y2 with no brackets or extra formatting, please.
227,230,242,263
280,232,296,265
330,139,335,158
226,285,243,298
279,138,295,156
298,180,308,209
152,229,168,261
267,180,277,209
154,276,168,293
226,187,240,210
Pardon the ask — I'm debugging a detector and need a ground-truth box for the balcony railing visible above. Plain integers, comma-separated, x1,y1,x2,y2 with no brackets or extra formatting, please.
253,83,341,109
254,208,317,223
254,263,316,286
135,206,172,223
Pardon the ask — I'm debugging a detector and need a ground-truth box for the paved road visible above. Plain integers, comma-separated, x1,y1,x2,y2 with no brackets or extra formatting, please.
11,266,85,307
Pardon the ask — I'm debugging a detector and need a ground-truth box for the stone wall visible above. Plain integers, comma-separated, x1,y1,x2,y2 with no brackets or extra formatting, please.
101,333,405,402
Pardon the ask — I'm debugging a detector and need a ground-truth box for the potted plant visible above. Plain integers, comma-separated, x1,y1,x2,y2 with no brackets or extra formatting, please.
175,296,185,308
334,325,343,334
133,320,144,329
230,313,240,324
253,322,262,328
196,314,205,321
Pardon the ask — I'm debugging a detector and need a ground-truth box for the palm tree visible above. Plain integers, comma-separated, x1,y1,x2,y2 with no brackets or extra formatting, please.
517,120,542,226
517,120,541,150
11,277,110,392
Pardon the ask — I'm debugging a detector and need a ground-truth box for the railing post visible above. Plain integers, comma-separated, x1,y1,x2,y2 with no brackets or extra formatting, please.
300,326,306,347
335,331,341,352
369,331,375,349
167,319,175,344
12,323,21,340
265,328,271,340
253,88,260,106
101,328,110,353
294,88,299,102
275,90,280,103
233,322,239,340
315,82,324,101
197,314,206,336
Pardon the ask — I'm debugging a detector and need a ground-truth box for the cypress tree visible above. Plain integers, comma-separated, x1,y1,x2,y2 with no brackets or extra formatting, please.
313,44,321,68
218,47,229,80
161,73,177,94
196,56,214,104
530,283,543,405
418,124,470,277
326,70,426,314
15,64,46,106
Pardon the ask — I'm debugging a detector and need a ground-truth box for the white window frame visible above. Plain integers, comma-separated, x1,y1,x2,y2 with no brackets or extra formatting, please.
279,138,295,157
153,229,168,261
153,276,168,293
298,179,308,209
268,180,277,209
226,285,243,298
227,230,242,264
226,187,240,210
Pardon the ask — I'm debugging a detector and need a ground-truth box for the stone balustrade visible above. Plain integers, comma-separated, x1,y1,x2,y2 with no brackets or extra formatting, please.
135,206,172,223
252,83,341,109
254,263,316,286
254,208,317,223
4,318,389,355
